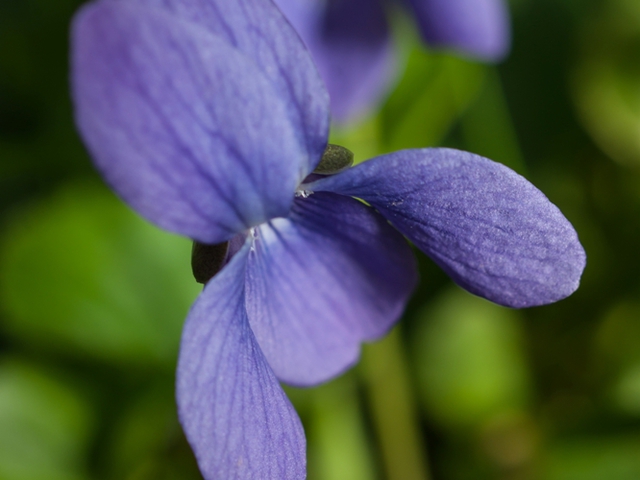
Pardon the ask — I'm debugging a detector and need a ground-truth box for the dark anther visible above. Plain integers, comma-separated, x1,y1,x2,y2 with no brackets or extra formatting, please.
191,241,229,284
313,144,354,175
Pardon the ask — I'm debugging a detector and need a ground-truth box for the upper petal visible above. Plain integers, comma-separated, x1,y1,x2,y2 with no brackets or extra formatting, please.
307,148,586,308
406,0,511,61
71,1,310,243
112,0,330,170
245,192,417,386
177,241,306,480
274,0,395,122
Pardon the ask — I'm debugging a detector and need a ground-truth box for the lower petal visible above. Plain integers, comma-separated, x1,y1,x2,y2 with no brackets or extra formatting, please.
177,242,305,480
307,148,586,308
245,192,417,386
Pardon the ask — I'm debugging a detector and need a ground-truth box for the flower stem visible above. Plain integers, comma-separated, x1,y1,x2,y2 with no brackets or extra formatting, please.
305,374,377,480
360,327,431,480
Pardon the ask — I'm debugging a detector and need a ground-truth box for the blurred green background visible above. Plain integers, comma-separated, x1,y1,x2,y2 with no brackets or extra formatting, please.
2,0,640,479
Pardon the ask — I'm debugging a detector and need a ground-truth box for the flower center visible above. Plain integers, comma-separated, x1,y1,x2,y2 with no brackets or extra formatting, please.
192,144,354,284
295,189,311,198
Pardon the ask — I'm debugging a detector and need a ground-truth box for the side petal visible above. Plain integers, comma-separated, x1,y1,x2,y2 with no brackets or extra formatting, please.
71,1,307,243
245,192,418,386
406,0,511,61
113,0,330,170
307,149,586,308
274,0,395,122
177,241,306,480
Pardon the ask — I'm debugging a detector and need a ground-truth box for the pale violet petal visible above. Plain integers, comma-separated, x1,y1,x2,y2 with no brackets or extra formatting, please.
245,192,417,386
308,148,586,308
274,0,395,122
407,0,511,61
114,0,330,171
177,241,306,480
72,1,308,243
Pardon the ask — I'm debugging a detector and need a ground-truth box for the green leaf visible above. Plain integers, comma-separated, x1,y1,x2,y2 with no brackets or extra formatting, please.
104,379,202,480
544,436,640,480
380,51,486,152
0,358,93,480
410,287,531,429
0,182,200,367
572,0,640,166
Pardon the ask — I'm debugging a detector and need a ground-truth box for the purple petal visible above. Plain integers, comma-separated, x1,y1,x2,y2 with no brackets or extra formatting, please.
406,0,511,61
274,0,395,122
177,241,306,480
307,149,586,308
72,1,311,243
114,0,330,170
245,192,417,386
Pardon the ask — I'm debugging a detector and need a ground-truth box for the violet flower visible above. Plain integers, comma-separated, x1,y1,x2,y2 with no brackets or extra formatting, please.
71,0,584,478
273,0,511,121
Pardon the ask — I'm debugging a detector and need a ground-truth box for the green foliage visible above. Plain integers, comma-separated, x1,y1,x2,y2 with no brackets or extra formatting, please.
3,0,640,478
0,182,199,367
381,52,486,152
544,436,640,480
411,288,530,430
304,374,377,480
572,0,640,166
0,359,93,480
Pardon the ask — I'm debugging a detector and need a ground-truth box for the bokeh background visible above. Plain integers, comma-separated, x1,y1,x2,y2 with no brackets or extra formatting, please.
2,0,640,478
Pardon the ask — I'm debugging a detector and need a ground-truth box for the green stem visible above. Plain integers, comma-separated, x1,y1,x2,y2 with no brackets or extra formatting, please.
360,327,431,480
305,374,377,480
